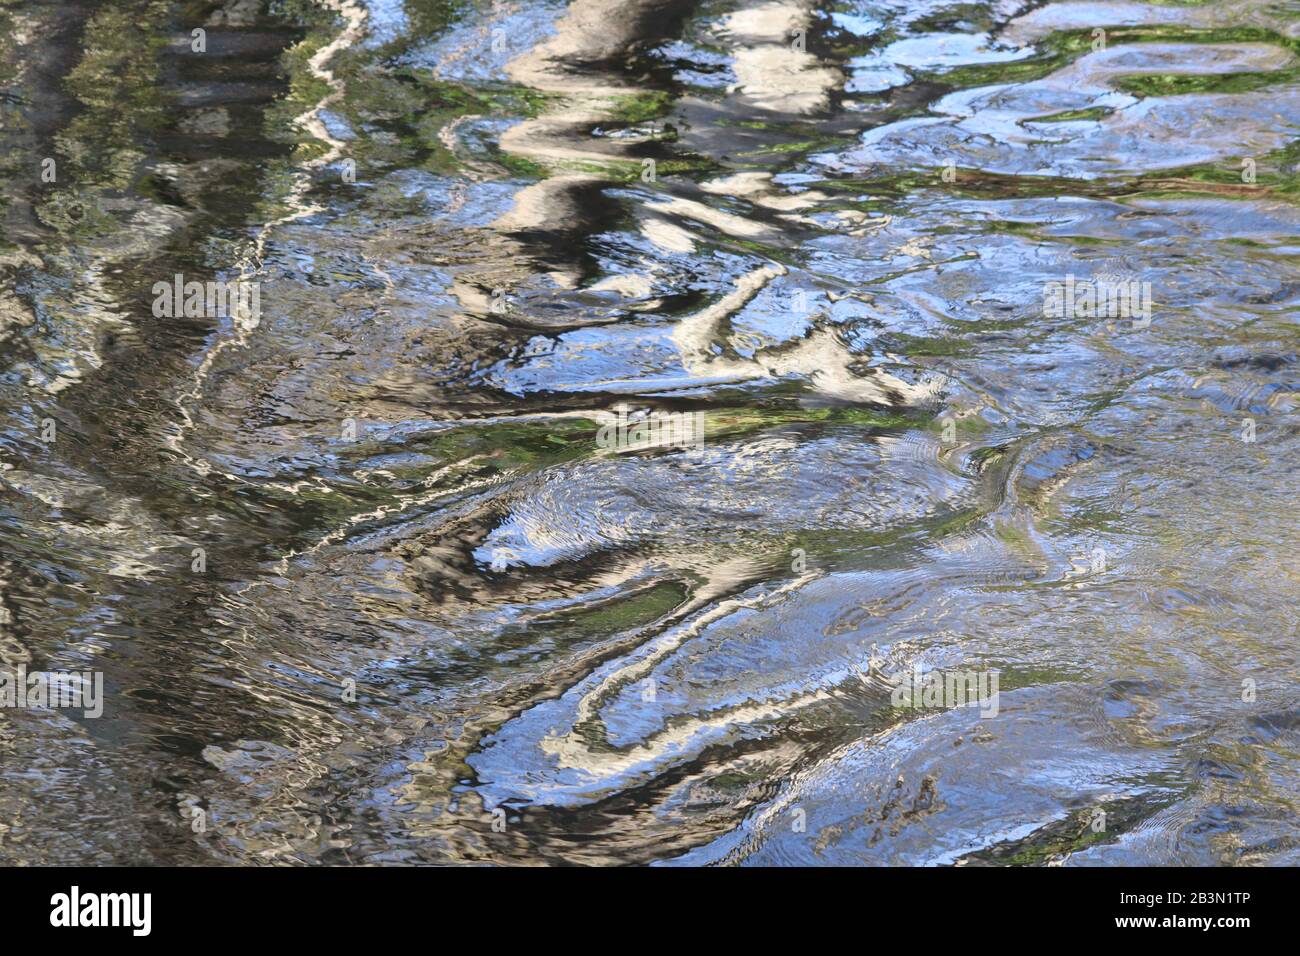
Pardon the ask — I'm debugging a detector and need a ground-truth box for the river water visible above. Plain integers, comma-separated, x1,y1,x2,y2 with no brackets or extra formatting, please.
0,0,1297,865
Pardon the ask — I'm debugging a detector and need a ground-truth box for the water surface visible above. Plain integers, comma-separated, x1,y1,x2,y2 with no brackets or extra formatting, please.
0,0,1297,865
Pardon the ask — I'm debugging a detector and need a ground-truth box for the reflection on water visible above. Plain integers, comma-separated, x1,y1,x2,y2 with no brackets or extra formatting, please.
0,0,1297,865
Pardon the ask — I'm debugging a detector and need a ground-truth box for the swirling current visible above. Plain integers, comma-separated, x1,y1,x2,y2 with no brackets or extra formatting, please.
0,0,1297,866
